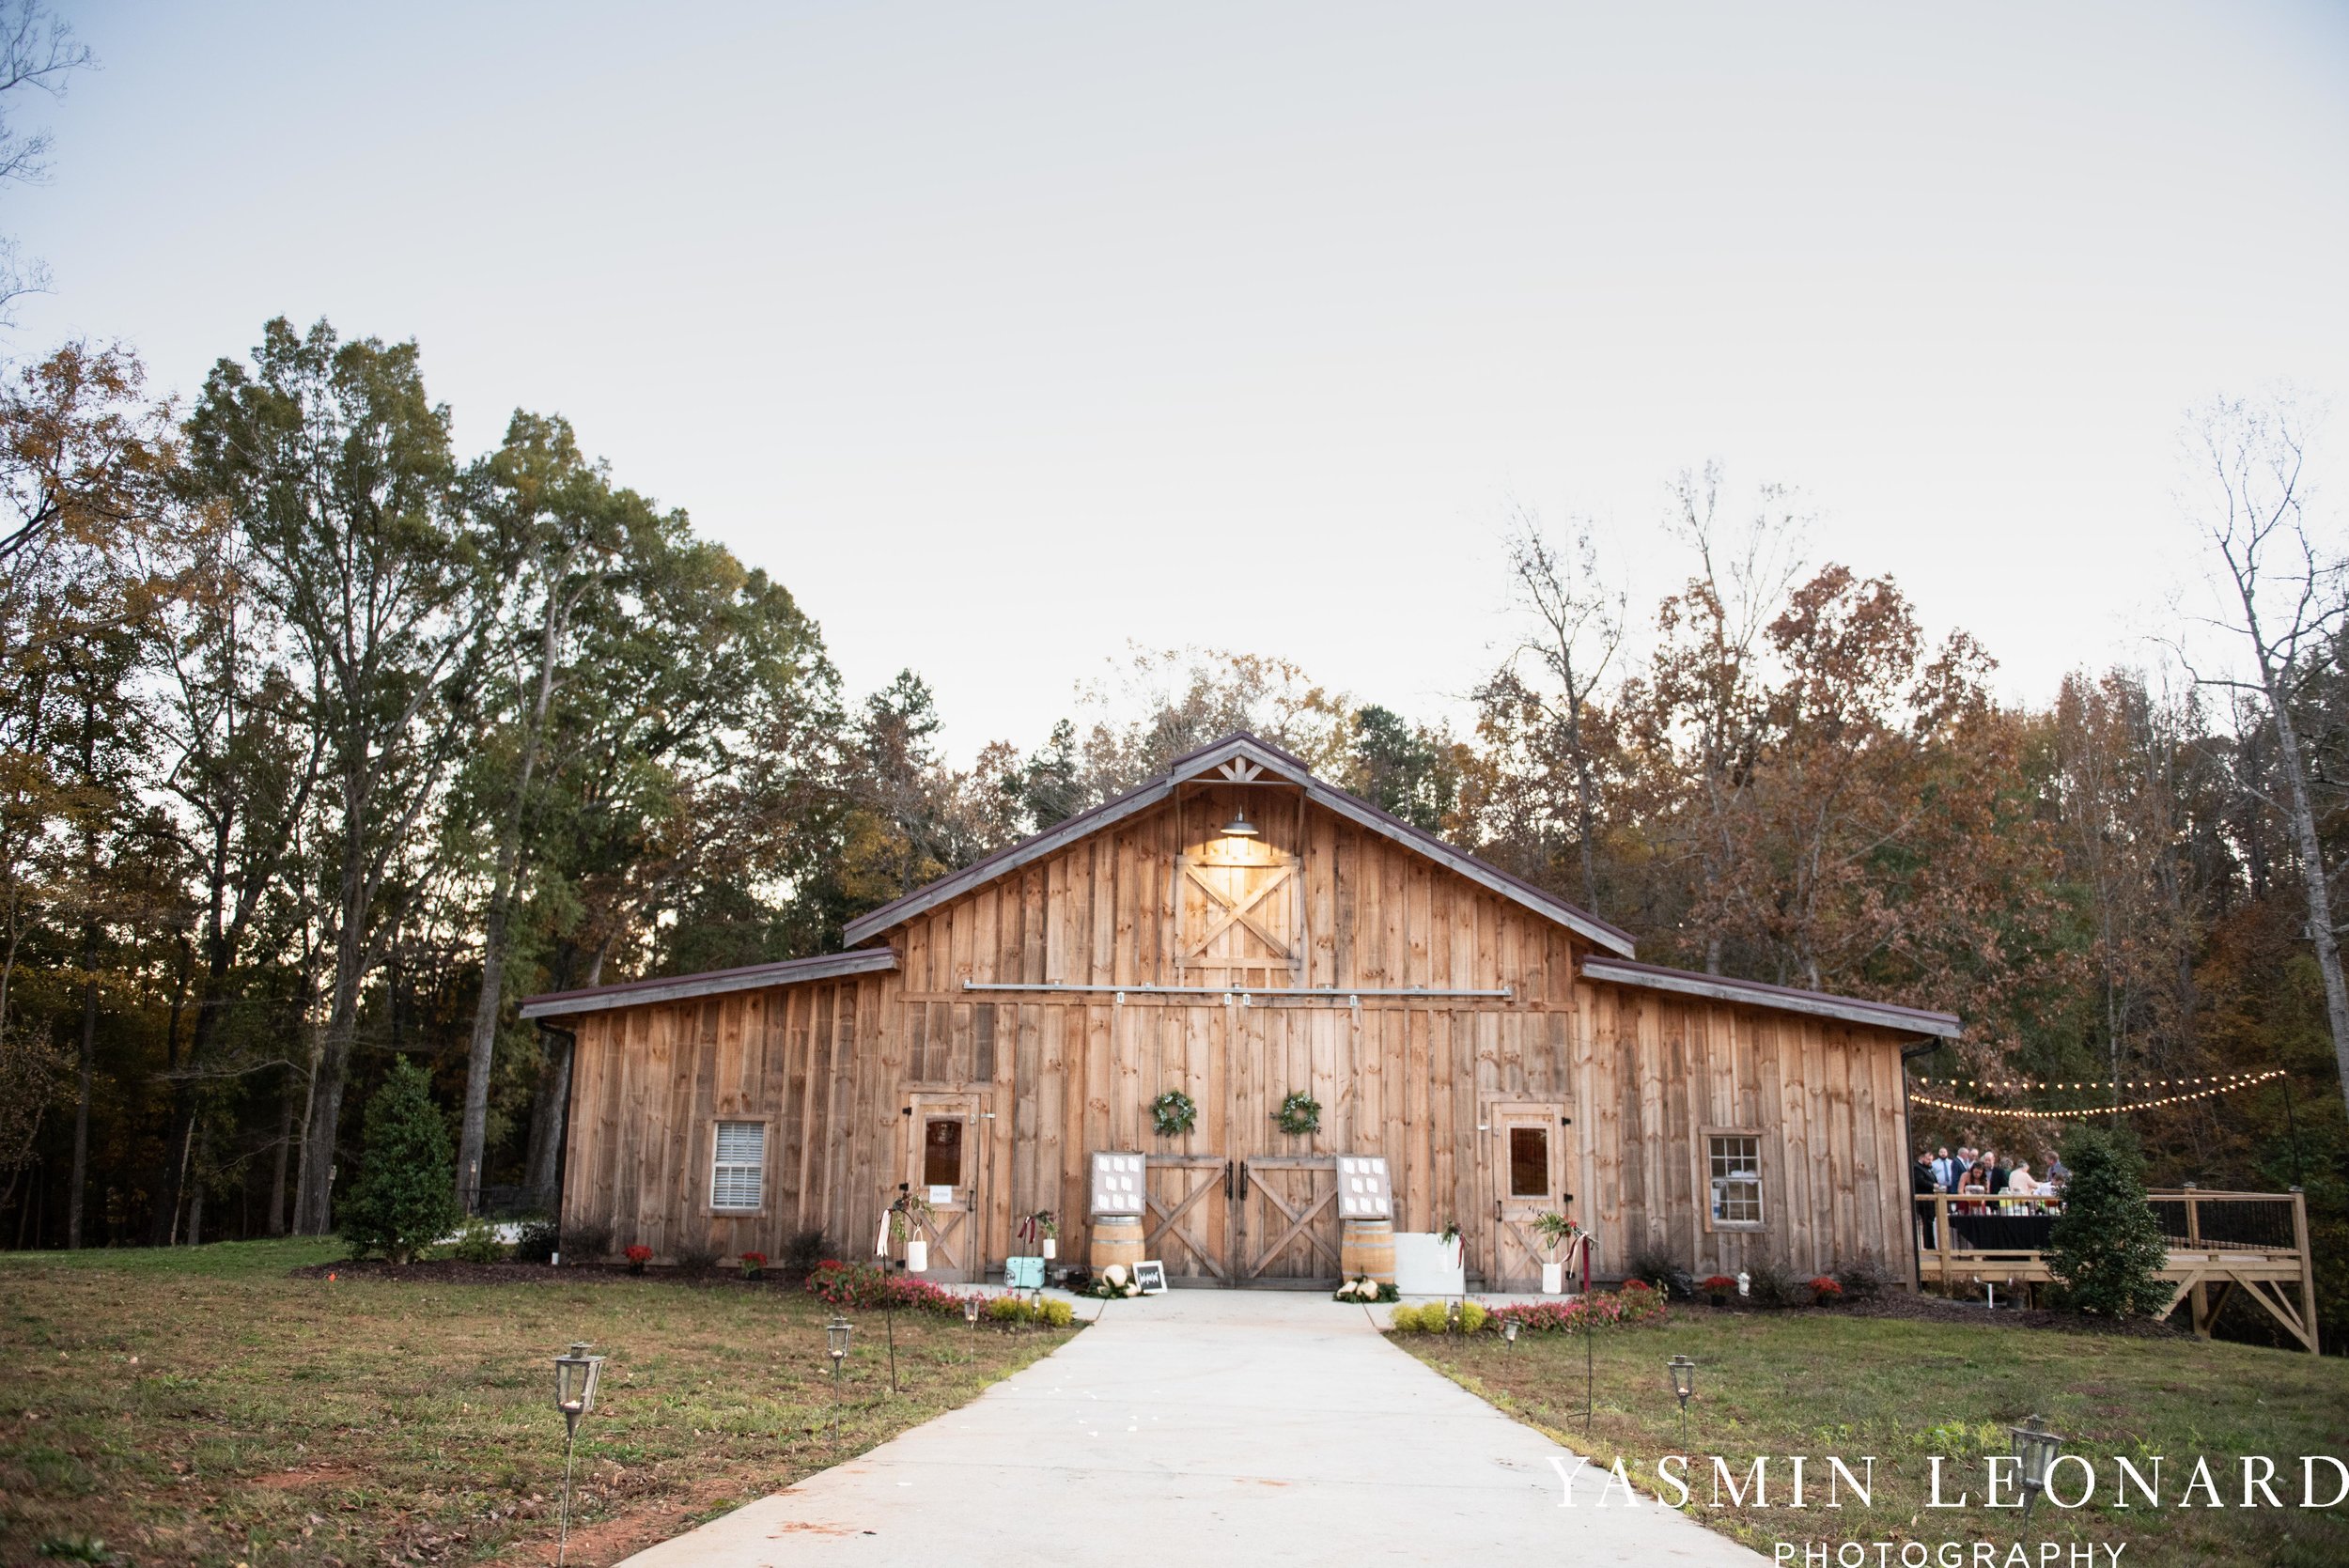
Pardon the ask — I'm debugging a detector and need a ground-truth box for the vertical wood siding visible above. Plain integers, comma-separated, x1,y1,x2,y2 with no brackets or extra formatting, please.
560,787,1915,1284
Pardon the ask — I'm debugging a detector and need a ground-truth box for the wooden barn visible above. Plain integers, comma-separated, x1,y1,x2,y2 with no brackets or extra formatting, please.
519,733,1961,1290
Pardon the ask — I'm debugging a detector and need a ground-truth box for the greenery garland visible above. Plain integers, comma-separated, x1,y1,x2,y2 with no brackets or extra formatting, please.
1149,1089,1197,1137
1273,1090,1321,1136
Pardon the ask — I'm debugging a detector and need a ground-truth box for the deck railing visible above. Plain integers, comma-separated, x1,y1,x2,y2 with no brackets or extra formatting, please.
1910,1188,2318,1354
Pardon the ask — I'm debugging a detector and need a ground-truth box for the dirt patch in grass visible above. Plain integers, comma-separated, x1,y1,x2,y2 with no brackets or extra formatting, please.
287,1258,820,1291
1,1237,1077,1567
1672,1290,2190,1340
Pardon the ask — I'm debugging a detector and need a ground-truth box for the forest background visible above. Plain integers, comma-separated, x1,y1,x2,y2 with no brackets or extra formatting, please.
1,7,2343,1351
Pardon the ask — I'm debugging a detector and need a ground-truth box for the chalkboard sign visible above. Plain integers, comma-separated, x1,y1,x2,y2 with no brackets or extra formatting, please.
1133,1259,1167,1295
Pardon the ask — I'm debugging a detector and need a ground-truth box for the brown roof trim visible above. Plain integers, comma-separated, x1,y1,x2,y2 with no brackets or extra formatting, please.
516,948,897,1020
842,732,1636,957
1579,955,1964,1038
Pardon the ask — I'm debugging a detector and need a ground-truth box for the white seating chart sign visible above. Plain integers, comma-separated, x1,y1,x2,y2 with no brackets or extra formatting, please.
1335,1155,1392,1219
1090,1152,1146,1217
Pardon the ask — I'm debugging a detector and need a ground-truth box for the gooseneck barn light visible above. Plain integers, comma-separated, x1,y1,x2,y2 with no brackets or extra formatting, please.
1221,806,1260,839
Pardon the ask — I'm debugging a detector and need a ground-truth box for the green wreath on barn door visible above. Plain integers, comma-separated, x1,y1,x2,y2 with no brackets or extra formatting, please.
1149,1089,1198,1137
1273,1090,1322,1136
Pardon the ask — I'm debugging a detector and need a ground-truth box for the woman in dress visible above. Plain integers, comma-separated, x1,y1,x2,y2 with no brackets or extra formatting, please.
1956,1160,1990,1215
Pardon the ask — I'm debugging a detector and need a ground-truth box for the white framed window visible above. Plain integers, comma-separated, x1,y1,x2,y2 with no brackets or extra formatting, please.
1706,1132,1764,1227
710,1120,767,1212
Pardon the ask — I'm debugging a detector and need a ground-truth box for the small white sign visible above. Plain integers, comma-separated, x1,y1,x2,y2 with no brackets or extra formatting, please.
1133,1259,1168,1295
927,1184,954,1205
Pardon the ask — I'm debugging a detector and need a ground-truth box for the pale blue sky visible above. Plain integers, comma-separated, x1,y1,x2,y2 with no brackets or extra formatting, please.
16,3,2349,751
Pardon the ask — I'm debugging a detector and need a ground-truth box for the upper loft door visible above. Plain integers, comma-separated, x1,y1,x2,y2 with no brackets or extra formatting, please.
1174,778,1303,992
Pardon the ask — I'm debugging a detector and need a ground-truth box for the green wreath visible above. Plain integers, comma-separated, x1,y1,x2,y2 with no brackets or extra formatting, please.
1274,1090,1321,1136
1150,1089,1198,1137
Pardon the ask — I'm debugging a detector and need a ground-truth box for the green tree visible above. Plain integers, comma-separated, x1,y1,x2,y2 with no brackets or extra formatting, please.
337,1057,459,1265
2047,1125,2173,1318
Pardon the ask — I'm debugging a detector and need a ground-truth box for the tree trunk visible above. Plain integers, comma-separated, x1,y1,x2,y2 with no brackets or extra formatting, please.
294,851,367,1235
521,1027,573,1213
2267,691,2349,1119
66,973,95,1249
268,1060,294,1237
185,1121,210,1246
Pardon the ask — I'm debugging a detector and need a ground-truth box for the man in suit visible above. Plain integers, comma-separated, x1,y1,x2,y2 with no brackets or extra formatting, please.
1982,1148,2010,1206
1933,1145,1959,1192
1913,1150,1941,1250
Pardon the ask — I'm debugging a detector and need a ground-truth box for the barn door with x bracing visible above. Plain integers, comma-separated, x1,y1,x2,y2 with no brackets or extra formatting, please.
905,1091,988,1283
1143,1155,1232,1283
1239,1156,1342,1286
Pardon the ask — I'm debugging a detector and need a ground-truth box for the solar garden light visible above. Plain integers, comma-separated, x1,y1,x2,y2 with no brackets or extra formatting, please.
825,1315,852,1428
964,1295,982,1330
551,1342,605,1567
1667,1355,1696,1446
1502,1318,1520,1347
2009,1414,2065,1534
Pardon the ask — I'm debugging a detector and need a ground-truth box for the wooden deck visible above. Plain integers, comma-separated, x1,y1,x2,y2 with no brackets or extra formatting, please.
1912,1188,2320,1355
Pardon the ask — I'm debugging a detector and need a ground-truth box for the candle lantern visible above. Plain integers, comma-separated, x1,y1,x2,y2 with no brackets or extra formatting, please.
2009,1414,2065,1532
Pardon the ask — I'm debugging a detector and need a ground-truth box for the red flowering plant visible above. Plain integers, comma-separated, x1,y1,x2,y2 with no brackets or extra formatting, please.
1698,1273,1736,1305
624,1244,653,1274
739,1250,769,1280
1808,1275,1843,1304
801,1260,965,1316
1486,1286,1668,1336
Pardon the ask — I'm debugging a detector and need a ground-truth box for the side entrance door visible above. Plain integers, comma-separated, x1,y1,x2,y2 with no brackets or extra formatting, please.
906,1090,989,1283
1486,1100,1572,1291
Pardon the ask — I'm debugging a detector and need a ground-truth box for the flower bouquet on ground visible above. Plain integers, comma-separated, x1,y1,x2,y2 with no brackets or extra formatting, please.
1808,1275,1843,1306
739,1250,768,1281
1700,1273,1735,1307
1333,1275,1398,1303
1090,1264,1143,1298
625,1244,652,1275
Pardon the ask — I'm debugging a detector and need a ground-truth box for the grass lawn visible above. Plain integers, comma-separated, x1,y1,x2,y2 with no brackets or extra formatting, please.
0,1238,1078,1567
1396,1303,2349,1568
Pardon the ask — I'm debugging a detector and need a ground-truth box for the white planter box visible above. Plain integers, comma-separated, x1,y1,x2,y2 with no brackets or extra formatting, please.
1541,1262,1565,1295
1392,1232,1467,1296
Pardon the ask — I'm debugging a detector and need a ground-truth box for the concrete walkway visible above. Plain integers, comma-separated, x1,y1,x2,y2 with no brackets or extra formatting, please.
618,1290,1765,1567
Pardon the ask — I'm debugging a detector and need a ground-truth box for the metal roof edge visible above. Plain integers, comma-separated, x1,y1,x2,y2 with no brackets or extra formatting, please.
516,948,898,1020
1579,956,1965,1038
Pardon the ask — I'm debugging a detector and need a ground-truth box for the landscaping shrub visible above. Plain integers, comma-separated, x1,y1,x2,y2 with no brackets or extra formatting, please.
2048,1125,2172,1318
563,1219,613,1260
1832,1258,1890,1301
980,1295,1079,1328
675,1242,721,1272
781,1227,828,1273
513,1217,560,1264
1626,1244,1693,1299
1486,1284,1669,1335
1746,1260,1798,1307
446,1216,506,1264
801,1259,965,1315
336,1059,461,1265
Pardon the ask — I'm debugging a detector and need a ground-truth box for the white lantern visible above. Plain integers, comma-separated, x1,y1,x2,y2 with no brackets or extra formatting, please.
906,1238,929,1274
1041,1236,1057,1260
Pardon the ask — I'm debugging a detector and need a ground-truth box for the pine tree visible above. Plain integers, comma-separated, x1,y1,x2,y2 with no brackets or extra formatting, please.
2046,1126,2173,1318
338,1059,460,1265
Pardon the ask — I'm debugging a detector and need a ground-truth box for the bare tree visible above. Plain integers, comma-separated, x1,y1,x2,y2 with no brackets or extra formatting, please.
1502,507,1625,910
2175,394,2349,1120
0,1,94,327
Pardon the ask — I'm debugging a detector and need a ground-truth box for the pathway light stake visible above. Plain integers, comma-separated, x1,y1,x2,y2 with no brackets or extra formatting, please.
1502,1319,1519,1348
1582,1308,1594,1431
964,1295,982,1331
551,1342,605,1567
2009,1414,2064,1535
1667,1355,1696,1447
825,1316,852,1428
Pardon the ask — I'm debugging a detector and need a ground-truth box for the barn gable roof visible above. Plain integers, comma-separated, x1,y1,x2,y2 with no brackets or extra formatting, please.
1579,955,1963,1038
838,731,1641,957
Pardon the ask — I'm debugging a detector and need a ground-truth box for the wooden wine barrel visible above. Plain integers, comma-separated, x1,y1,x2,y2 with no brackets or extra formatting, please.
1341,1219,1395,1285
1090,1215,1144,1273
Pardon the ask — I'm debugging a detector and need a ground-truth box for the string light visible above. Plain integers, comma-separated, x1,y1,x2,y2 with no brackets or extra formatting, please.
1909,1070,2283,1121
1914,1074,2271,1092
